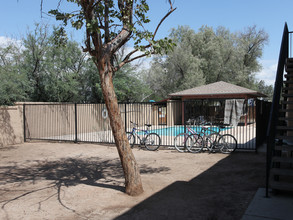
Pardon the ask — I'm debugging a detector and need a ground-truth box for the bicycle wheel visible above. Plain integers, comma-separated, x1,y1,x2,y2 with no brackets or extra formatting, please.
126,132,135,148
174,133,189,152
144,133,161,151
218,134,237,154
186,134,204,153
205,133,219,152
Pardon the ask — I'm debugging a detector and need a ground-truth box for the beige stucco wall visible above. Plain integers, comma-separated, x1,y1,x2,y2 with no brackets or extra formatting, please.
0,104,24,147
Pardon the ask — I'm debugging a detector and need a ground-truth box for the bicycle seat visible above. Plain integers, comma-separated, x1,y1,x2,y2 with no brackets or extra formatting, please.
219,125,226,129
145,124,152,127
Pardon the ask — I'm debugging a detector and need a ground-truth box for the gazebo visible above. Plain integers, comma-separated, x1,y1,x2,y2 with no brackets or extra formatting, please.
168,81,266,125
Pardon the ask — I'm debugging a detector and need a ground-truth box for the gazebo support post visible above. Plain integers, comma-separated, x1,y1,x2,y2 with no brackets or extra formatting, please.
245,96,248,126
181,98,185,125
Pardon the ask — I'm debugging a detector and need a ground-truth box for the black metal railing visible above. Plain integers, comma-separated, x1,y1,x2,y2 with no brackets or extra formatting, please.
266,23,289,197
23,99,260,150
256,99,272,147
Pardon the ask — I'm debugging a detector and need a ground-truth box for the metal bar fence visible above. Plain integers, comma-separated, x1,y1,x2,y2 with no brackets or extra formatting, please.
183,99,257,151
256,99,271,147
24,99,261,150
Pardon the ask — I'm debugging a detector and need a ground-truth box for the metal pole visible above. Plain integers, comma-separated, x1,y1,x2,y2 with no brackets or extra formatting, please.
184,100,186,132
23,104,26,142
75,103,78,143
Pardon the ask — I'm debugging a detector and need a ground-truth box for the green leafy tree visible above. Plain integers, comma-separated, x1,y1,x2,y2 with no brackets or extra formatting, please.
78,58,104,103
256,80,273,100
78,46,153,103
0,42,29,105
1,23,150,105
22,24,51,101
114,63,152,102
21,24,87,102
111,47,153,102
145,25,269,99
22,24,98,103
48,0,176,195
42,40,87,102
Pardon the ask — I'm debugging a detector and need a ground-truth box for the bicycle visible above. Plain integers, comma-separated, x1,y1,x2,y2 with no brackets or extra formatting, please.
174,120,203,153
186,125,237,154
126,121,161,151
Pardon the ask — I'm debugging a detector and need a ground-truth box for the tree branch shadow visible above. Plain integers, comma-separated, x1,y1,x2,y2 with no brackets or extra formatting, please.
0,156,170,217
0,146,18,151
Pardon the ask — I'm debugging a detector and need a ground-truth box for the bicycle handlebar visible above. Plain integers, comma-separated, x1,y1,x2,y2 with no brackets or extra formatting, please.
130,121,137,127
201,124,226,133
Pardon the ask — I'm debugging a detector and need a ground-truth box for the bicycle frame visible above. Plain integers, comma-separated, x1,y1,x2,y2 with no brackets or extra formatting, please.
181,124,202,147
182,120,237,153
129,123,150,145
200,125,225,151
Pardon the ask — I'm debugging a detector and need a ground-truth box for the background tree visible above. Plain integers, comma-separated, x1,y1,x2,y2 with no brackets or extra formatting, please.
114,63,152,102
0,41,29,105
48,0,176,196
21,24,88,102
0,23,151,105
256,80,273,100
85,46,153,103
145,25,272,100
22,24,50,101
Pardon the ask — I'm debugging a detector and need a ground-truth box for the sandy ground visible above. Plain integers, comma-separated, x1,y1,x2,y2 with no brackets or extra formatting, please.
0,142,265,220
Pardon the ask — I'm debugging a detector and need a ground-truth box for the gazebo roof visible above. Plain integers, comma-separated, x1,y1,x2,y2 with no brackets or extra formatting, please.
169,81,266,99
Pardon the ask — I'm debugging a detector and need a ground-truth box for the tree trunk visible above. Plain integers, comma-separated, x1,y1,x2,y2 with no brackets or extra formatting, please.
97,58,144,196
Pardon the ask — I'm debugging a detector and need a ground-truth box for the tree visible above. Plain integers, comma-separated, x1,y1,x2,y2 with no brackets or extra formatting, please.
84,46,153,103
145,25,269,99
0,41,29,105
41,40,87,102
256,80,273,100
22,24,90,102
114,63,152,102
146,26,206,99
22,24,51,101
48,0,176,195
0,23,150,105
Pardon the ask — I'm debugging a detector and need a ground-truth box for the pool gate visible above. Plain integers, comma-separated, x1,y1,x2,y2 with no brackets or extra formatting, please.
23,99,270,151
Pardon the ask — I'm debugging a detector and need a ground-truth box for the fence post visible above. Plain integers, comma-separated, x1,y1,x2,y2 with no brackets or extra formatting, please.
75,103,78,143
255,99,260,148
23,104,26,142
183,100,186,131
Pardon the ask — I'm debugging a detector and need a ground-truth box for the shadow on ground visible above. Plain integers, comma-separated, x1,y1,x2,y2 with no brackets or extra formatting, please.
0,157,170,209
115,152,266,220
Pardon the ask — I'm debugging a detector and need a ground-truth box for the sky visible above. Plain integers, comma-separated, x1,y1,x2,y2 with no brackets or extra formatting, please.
1,0,293,85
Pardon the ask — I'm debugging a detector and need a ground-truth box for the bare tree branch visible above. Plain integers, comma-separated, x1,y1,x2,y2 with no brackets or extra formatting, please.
152,4,177,40
104,0,110,43
117,1,176,70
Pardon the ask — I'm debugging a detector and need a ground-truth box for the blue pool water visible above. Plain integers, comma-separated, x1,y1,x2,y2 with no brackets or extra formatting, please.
143,126,231,137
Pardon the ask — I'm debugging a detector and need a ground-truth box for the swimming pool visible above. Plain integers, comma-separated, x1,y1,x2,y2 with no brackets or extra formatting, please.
143,126,231,137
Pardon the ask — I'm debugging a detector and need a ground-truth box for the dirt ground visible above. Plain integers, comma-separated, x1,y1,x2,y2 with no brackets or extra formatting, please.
0,142,265,220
